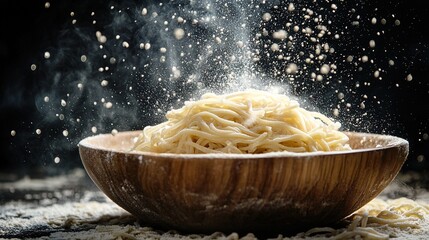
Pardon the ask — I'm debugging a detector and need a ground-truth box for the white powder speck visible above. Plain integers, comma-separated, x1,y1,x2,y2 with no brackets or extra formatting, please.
54,157,60,163
80,55,87,62
91,127,97,133
272,30,288,40
270,43,279,51
395,19,401,26
331,4,337,10
369,40,376,48
215,37,222,44
177,17,184,23
105,102,113,109
44,52,51,59
101,80,108,86
61,99,67,107
286,63,298,74
144,43,151,50
262,13,271,22
173,28,185,40
389,60,395,66
11,130,16,137
362,56,369,62
111,129,118,136
36,129,41,135
374,70,380,78
122,41,129,48
44,2,50,8
141,8,147,16
381,18,387,24
77,83,83,90
44,96,50,102
160,47,167,53
320,64,330,75
237,41,244,48
371,17,377,24
63,130,69,137
337,92,344,100
30,64,37,71
288,3,295,11
406,74,413,81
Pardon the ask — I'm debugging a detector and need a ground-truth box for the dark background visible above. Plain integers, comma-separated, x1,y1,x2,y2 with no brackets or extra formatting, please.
0,0,428,179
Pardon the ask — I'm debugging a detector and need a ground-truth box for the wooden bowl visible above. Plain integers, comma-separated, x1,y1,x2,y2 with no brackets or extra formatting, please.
78,131,408,233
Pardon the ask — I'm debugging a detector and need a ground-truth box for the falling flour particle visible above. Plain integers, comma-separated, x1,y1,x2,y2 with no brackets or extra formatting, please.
320,64,330,75
44,2,50,8
371,17,377,24
111,129,118,136
105,102,113,109
406,74,413,81
389,60,395,66
288,3,295,11
369,40,376,48
262,13,271,22
96,31,107,44
374,70,380,78
286,63,298,74
293,26,299,32
63,130,69,137
177,17,184,23
77,83,83,90
173,28,185,40
272,30,287,40
54,157,60,163
36,129,42,135
122,41,129,48
80,55,87,62
333,108,339,117
91,127,97,133
11,130,16,137
160,47,167,53
61,99,67,107
144,43,151,50
395,19,401,26
381,18,387,24
44,52,51,59
141,8,147,16
337,92,344,100
101,80,108,86
44,96,50,102
361,56,369,62
215,37,222,44
270,43,280,51
31,64,37,71
237,41,244,48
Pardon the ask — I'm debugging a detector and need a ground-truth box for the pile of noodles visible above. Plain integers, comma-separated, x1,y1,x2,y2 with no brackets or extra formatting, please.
133,89,350,154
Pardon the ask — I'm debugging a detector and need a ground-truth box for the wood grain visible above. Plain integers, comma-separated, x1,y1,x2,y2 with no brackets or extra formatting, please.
79,131,408,233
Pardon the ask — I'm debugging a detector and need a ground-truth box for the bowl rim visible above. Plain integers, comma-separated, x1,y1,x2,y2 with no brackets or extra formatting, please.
78,130,409,159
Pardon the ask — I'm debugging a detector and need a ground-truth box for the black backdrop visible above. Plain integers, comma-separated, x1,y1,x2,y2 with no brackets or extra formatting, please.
1,0,428,178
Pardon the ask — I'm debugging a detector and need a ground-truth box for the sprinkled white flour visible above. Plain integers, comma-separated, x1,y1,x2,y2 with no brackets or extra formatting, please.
1,170,428,239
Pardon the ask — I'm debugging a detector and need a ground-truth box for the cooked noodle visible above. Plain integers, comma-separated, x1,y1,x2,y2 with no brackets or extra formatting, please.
294,197,429,240
133,89,350,154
